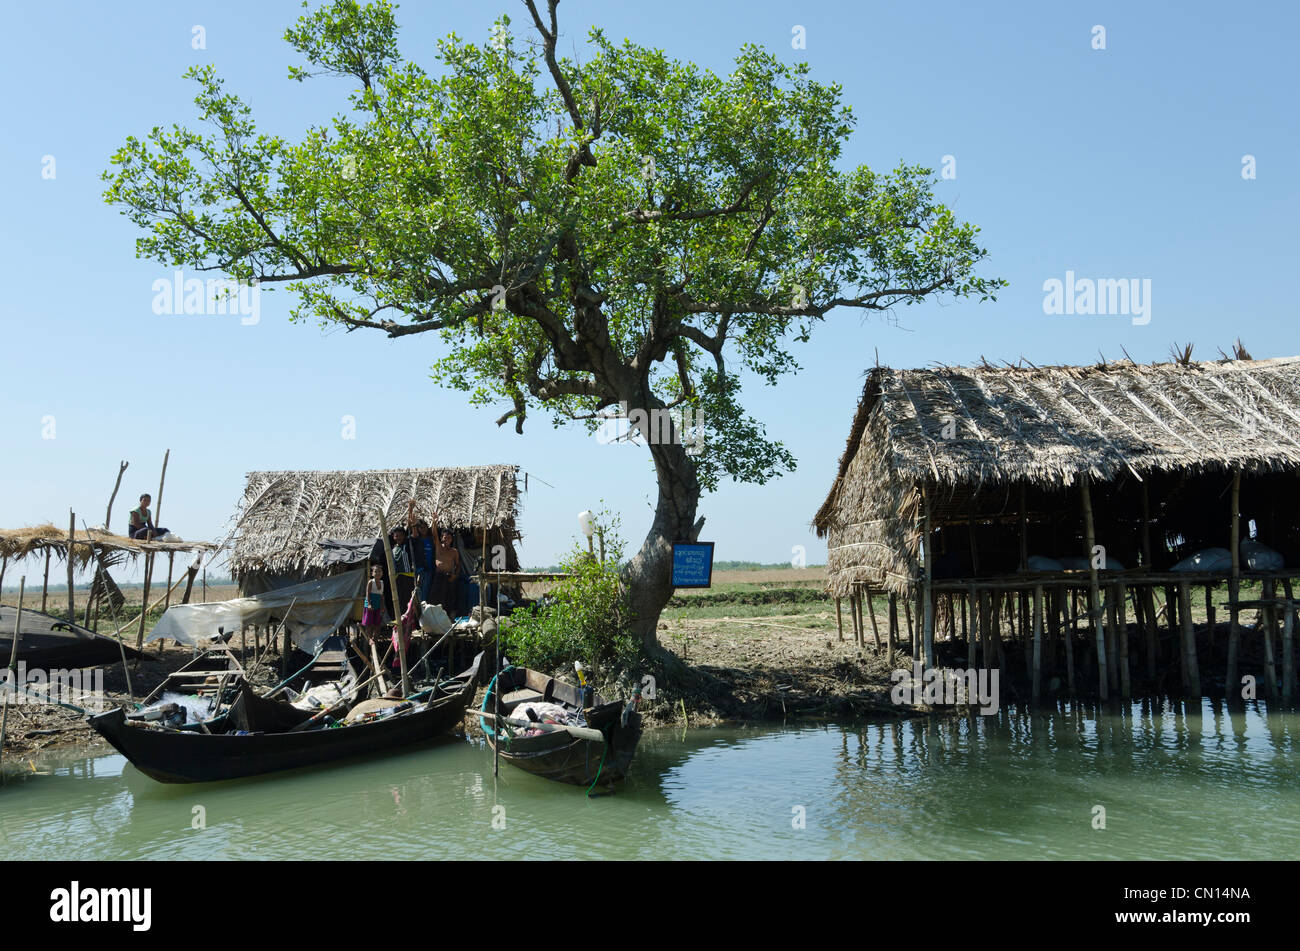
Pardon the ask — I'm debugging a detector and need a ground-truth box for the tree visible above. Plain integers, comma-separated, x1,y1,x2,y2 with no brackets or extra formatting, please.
103,0,1003,653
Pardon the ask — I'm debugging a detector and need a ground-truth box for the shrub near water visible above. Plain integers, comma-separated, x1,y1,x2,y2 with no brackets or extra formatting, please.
503,522,639,675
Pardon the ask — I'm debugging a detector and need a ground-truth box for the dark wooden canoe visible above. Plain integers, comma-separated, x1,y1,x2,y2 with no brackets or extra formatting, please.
0,606,140,670
89,652,483,784
480,666,642,788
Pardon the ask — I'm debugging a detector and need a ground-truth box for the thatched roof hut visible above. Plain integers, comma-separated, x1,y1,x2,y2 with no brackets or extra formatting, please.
814,356,1300,597
228,466,522,589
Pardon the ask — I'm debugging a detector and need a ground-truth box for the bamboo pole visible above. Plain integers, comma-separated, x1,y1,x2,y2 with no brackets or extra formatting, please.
1105,584,1119,693
1117,580,1130,699
1178,581,1201,699
835,597,844,642
865,587,882,651
1,577,27,771
164,552,175,610
377,509,412,697
1064,585,1076,691
105,460,128,531
1032,584,1044,703
922,486,934,669
849,591,860,646
888,593,898,667
80,519,132,699
1079,474,1108,701
40,550,50,612
113,567,189,639
1261,578,1279,701
1282,579,1295,703
1227,471,1242,699
903,595,914,657
66,510,76,625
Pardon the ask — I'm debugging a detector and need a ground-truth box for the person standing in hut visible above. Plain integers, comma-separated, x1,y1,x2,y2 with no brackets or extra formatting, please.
127,493,169,540
369,524,415,618
431,516,464,618
361,564,385,644
411,517,437,604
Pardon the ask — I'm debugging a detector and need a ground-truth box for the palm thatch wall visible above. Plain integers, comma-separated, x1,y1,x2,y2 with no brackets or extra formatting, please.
229,466,521,584
814,357,1300,597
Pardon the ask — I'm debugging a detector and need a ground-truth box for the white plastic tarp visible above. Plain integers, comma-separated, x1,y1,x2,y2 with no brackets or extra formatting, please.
148,569,365,652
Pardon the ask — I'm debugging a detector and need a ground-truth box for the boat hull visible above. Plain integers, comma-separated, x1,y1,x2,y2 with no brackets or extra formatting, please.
89,654,482,784
481,666,642,787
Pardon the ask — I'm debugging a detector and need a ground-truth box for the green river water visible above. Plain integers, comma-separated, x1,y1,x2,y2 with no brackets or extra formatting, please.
2,698,1298,860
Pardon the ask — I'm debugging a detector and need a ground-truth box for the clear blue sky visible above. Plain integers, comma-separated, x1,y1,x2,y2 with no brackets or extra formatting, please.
1,0,1296,583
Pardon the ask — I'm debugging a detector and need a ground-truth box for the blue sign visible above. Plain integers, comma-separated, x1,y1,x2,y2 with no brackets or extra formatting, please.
672,542,715,589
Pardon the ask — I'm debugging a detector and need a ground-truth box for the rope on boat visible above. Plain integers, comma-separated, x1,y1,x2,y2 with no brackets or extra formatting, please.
480,666,515,748
585,740,607,797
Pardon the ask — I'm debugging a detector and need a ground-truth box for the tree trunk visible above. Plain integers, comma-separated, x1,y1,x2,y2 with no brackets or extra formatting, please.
621,437,701,651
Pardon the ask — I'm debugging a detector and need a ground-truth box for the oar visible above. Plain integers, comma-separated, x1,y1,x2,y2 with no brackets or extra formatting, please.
472,710,606,744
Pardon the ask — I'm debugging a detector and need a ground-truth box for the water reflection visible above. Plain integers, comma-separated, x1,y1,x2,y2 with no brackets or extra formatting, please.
3,699,1298,860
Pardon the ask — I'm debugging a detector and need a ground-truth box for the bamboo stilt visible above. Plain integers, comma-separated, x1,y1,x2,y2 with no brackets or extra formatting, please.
1227,472,1243,700
865,588,882,651
1032,584,1044,702
1178,581,1201,699
1079,475,1108,701
1262,578,1279,701
1117,581,1130,699
888,593,898,667
835,597,844,642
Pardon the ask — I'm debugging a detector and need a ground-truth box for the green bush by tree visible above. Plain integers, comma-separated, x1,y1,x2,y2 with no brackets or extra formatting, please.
502,513,638,674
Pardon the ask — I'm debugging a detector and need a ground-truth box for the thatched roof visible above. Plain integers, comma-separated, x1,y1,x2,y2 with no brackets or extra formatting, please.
814,356,1300,595
0,523,215,570
229,466,520,579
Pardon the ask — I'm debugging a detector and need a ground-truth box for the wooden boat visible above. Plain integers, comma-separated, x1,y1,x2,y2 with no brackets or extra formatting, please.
88,652,483,783
480,666,642,788
0,605,141,669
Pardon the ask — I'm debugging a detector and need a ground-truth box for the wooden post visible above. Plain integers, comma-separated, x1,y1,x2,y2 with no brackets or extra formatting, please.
1261,578,1279,701
835,597,844,642
1064,585,1076,691
154,449,170,537
163,552,175,610
66,510,76,625
922,486,934,669
1227,471,1242,700
1143,587,1158,679
41,549,51,612
135,551,153,653
856,590,867,648
847,592,858,645
1282,579,1295,703
1204,586,1216,651
865,588,882,651
967,584,979,667
105,460,129,532
1,577,27,769
1178,581,1201,699
888,593,898,667
181,561,198,604
1032,583,1044,703
1080,474,1109,701
1105,583,1119,693
1117,580,1130,699
903,595,914,657
377,509,412,697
